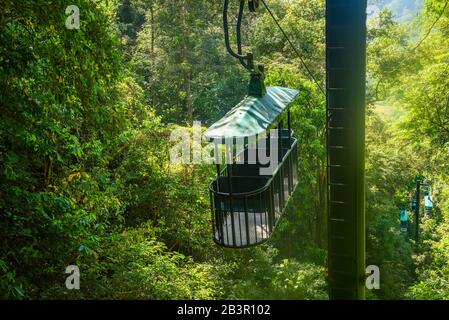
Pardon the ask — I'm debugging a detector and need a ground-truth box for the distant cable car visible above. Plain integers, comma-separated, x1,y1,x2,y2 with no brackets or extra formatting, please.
411,199,417,211
424,195,433,216
400,209,409,232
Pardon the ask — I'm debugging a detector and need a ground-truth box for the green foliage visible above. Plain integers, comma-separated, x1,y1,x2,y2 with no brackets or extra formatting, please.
251,0,325,84
367,8,412,103
269,260,328,300
0,0,133,298
364,114,417,299
219,247,327,300
41,222,221,299
130,0,247,124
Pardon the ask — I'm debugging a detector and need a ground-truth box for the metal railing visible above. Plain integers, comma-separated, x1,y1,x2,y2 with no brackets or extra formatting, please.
209,138,298,248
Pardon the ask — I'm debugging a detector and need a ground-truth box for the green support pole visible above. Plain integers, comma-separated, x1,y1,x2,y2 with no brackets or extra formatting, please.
326,0,367,300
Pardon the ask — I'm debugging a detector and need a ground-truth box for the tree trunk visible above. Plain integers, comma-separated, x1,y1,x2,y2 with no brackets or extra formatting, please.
180,0,193,124
149,1,157,110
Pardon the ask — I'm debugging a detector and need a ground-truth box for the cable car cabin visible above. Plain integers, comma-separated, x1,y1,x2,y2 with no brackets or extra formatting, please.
400,209,409,232
204,86,299,248
424,195,433,216
411,199,417,211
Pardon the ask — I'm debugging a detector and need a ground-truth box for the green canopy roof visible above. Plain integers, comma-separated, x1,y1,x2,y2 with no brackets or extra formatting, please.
204,86,299,141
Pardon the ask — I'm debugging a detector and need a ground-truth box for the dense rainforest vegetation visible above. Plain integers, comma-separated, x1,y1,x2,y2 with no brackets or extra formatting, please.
0,0,448,299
